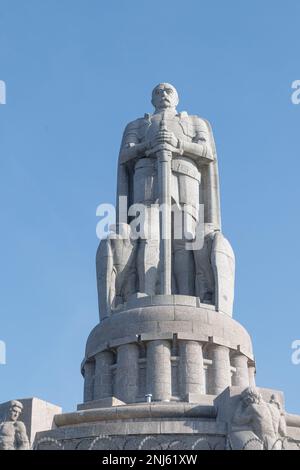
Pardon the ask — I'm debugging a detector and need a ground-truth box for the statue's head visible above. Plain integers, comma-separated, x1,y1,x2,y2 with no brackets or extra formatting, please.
151,83,179,111
241,387,262,405
270,394,281,410
8,400,23,422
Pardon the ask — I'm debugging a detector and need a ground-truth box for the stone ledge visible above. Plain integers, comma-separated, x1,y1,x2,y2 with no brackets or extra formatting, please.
83,304,254,368
34,427,227,450
77,397,125,411
116,295,206,311
54,403,217,428
286,413,300,428
37,419,225,439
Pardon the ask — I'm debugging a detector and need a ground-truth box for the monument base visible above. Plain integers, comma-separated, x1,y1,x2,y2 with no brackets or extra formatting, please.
34,388,300,450
82,298,255,404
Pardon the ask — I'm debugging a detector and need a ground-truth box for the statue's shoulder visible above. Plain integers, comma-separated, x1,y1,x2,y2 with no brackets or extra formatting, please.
179,112,210,127
179,112,213,137
14,421,26,432
190,113,212,129
123,114,151,135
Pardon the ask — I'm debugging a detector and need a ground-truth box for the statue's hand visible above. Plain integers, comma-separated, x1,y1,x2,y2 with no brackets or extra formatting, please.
145,131,181,156
146,142,178,156
155,129,179,148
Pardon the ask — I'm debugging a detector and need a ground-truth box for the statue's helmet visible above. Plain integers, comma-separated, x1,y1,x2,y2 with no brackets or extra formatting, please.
151,83,179,110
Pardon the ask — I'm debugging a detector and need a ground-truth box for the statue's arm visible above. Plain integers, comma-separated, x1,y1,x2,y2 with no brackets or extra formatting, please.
117,119,147,222
15,422,29,450
179,118,214,164
120,142,148,163
233,402,252,426
119,121,147,164
116,124,136,223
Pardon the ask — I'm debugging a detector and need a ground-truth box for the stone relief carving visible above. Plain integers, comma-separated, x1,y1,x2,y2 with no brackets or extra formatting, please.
33,437,64,450
96,83,235,319
34,434,225,451
33,428,300,451
231,387,287,450
0,400,29,450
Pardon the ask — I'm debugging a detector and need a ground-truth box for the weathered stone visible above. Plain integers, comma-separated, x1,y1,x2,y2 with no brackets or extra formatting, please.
32,83,300,451
231,353,249,387
77,397,125,411
0,398,61,449
146,340,172,402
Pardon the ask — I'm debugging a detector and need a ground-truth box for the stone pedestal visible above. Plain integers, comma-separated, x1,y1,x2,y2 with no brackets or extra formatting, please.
81,297,254,404
34,297,285,450
32,298,300,450
79,295,254,413
34,402,225,450
34,388,300,450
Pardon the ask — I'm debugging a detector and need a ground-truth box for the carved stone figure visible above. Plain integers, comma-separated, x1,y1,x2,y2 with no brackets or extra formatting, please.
96,223,137,317
96,83,235,319
232,387,287,450
0,400,29,450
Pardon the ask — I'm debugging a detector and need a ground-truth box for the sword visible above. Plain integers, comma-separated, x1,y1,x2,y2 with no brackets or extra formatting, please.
146,114,172,295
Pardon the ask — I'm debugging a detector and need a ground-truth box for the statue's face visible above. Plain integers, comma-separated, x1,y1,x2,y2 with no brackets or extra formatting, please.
9,406,21,422
151,83,179,110
243,392,260,405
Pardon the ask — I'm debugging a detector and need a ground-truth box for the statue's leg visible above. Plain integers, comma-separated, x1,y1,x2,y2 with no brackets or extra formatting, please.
173,238,195,295
172,172,200,296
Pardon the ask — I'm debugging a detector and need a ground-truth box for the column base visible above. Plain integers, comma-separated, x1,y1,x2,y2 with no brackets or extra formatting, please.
77,397,125,411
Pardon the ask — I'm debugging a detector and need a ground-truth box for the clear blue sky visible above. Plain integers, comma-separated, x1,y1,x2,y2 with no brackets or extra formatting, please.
0,0,300,414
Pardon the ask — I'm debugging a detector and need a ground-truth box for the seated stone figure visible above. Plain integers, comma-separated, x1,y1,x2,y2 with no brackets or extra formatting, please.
232,387,287,450
96,223,137,319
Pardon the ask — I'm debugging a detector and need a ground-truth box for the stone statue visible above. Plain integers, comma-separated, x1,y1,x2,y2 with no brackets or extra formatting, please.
0,400,30,450
232,387,287,450
96,83,235,318
96,223,137,317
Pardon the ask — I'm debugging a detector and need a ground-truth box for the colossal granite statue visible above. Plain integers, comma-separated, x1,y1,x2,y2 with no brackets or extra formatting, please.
34,83,300,451
0,400,29,450
96,83,235,318
87,83,251,409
